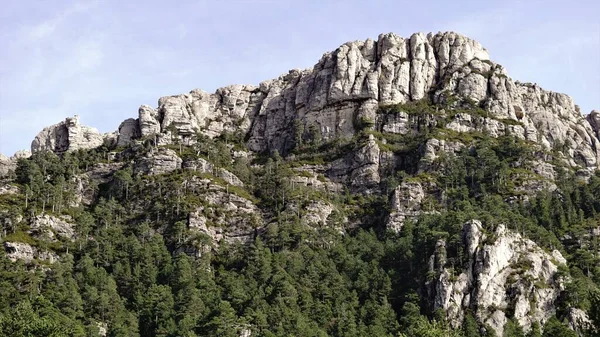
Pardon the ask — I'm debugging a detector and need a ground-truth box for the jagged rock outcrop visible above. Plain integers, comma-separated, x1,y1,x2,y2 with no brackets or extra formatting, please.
567,308,595,335
301,200,335,227
588,110,600,139
0,183,19,195
27,32,599,177
134,148,182,176
430,220,567,336
12,150,31,159
0,150,31,178
29,214,76,241
31,116,104,153
3,241,58,263
328,135,381,188
0,154,15,178
136,85,260,146
183,158,244,187
187,177,261,247
138,105,161,137
386,181,426,232
117,118,141,147
418,138,465,172
290,166,343,192
74,162,125,206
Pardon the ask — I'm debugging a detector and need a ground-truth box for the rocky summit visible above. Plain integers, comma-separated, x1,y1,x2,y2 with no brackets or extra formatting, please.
31,32,600,172
2,31,600,337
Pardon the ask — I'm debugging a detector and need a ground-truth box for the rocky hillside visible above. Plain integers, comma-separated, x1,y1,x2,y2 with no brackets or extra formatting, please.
1,31,599,337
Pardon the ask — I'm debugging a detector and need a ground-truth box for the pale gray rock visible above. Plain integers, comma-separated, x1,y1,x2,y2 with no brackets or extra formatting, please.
0,154,15,178
27,31,600,173
432,220,567,336
349,137,381,187
409,33,437,100
446,113,476,133
445,112,526,140
302,201,335,227
31,116,104,153
152,85,259,143
290,166,343,193
102,131,119,148
386,181,425,232
183,157,244,187
328,136,381,189
12,150,31,159
380,111,410,134
567,307,595,335
117,118,140,147
134,148,182,176
0,183,19,195
419,138,465,171
96,322,108,337
138,105,161,137
0,150,31,178
186,176,261,248
238,327,251,337
3,241,58,263
587,110,600,139
73,162,125,206
475,79,600,168
29,214,76,241
529,160,557,188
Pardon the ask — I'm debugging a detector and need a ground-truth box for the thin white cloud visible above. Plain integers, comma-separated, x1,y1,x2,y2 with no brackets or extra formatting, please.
73,39,105,71
24,0,99,41
176,23,188,40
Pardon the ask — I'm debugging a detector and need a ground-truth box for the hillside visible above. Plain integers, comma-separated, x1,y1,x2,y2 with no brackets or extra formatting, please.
0,31,599,337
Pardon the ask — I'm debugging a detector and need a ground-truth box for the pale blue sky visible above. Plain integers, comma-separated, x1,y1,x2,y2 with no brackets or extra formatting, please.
1,0,599,155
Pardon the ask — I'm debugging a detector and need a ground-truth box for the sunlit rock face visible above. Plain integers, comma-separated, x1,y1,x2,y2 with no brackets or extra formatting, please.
28,32,599,175
429,220,568,336
31,115,104,153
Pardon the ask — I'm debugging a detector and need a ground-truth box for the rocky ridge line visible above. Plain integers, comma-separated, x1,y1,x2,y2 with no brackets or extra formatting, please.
23,32,599,175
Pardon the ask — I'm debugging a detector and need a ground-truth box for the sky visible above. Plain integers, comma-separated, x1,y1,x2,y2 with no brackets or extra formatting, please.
1,0,599,156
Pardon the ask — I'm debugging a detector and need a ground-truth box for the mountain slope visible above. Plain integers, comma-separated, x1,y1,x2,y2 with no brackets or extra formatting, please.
1,31,599,337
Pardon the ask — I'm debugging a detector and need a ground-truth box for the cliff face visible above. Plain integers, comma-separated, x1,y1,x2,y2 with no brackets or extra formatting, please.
30,32,599,172
429,220,567,336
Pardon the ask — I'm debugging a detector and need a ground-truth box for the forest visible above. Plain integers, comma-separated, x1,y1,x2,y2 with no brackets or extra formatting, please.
1,124,599,337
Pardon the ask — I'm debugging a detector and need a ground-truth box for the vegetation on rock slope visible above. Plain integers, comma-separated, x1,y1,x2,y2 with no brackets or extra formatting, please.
1,99,600,337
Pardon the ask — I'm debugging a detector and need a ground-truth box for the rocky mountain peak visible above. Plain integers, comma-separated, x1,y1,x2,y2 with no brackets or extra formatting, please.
31,115,104,154
26,32,599,177
2,30,599,337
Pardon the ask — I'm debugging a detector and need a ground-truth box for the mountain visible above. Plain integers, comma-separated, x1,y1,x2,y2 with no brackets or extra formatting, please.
0,31,599,337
